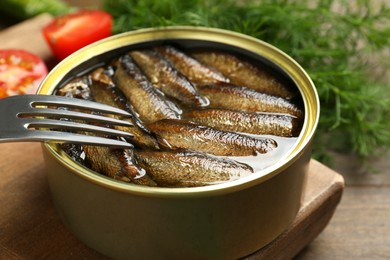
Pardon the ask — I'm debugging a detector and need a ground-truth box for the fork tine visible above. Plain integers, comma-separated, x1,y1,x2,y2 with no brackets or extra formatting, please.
19,108,134,127
0,95,135,148
25,118,134,138
24,130,134,148
22,94,132,116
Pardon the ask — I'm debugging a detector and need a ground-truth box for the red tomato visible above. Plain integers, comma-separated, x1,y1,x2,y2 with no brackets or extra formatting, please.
0,49,48,99
42,10,113,60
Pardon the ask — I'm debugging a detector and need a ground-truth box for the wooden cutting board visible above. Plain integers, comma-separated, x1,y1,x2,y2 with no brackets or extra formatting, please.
0,142,344,259
0,14,54,62
0,14,344,259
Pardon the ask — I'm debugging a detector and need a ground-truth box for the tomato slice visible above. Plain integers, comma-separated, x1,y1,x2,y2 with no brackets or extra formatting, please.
42,10,113,60
0,49,48,99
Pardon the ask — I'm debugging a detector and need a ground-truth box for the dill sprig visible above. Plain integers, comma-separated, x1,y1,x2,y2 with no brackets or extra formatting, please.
103,0,390,163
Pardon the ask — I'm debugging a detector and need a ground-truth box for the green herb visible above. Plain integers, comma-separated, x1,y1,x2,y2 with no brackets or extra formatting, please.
103,0,390,163
0,0,74,20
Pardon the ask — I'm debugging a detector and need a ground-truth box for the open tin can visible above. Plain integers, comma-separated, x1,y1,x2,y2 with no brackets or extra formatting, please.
38,27,319,259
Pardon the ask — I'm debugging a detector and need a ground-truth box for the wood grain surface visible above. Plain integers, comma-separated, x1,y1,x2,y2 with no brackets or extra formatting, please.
296,151,390,260
0,142,344,259
0,14,54,63
296,186,390,260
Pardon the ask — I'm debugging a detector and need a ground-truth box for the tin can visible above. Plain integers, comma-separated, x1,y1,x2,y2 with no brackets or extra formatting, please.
38,27,319,259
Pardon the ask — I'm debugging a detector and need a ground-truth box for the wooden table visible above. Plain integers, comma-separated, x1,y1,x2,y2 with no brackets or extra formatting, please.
0,142,344,259
1,13,389,259
296,152,390,259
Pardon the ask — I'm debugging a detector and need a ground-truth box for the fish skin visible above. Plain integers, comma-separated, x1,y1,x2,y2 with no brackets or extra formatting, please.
133,149,253,187
191,50,295,99
197,84,303,118
129,49,209,107
83,145,157,186
146,119,277,156
114,54,181,123
56,76,92,100
155,45,230,84
91,68,160,149
183,108,302,137
57,72,158,187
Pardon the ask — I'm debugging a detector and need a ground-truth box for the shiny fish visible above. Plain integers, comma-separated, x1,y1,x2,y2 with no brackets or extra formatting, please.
183,108,302,137
91,68,160,149
192,50,295,99
155,45,230,84
56,76,92,100
197,84,303,118
114,54,181,123
57,74,157,186
129,49,209,107
134,149,253,187
147,119,277,156
83,145,157,186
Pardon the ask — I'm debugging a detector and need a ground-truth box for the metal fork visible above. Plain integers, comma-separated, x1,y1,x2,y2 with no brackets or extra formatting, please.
0,94,135,148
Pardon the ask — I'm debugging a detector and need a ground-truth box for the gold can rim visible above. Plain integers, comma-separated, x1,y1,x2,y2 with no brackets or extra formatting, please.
39,26,320,198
